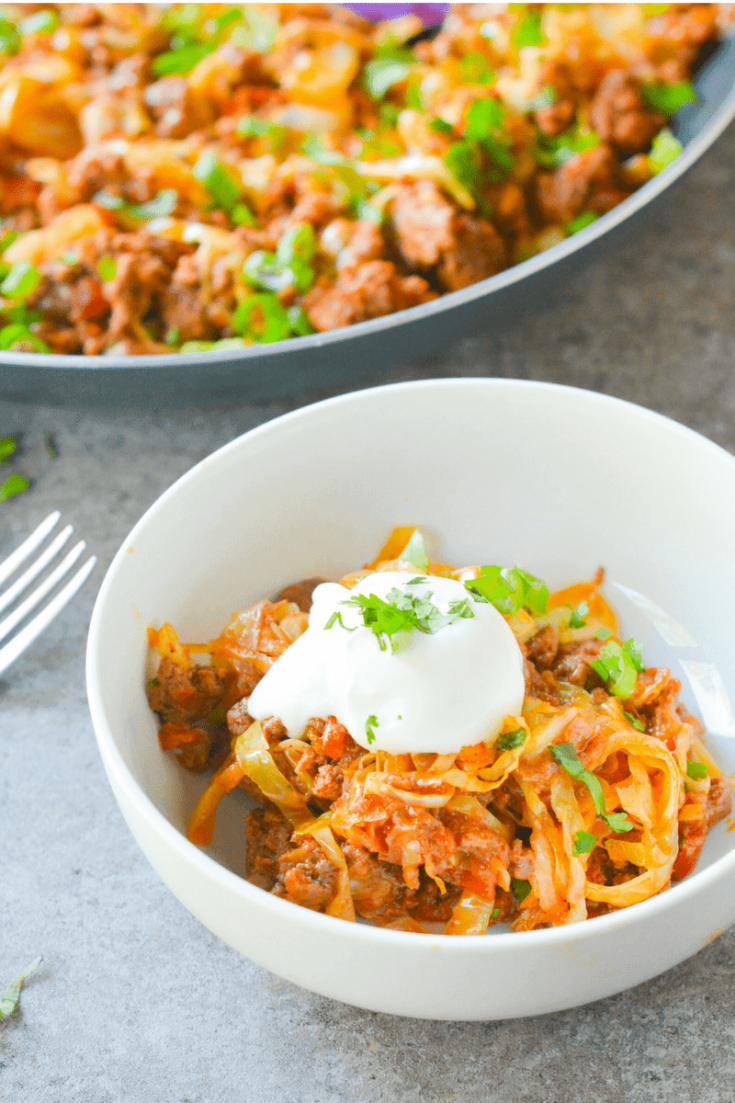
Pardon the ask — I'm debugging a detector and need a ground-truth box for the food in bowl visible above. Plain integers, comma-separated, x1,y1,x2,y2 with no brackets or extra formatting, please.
0,3,731,356
146,526,732,935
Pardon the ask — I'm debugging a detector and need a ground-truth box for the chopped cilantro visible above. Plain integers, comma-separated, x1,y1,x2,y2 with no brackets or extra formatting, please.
337,585,474,654
641,80,696,116
0,472,29,501
44,431,57,459
567,211,599,235
406,576,428,585
97,255,117,282
572,830,596,856
59,251,79,266
512,7,545,49
429,117,454,136
1,261,41,300
465,565,548,616
551,743,633,833
569,600,589,628
193,152,243,213
591,638,644,698
605,812,634,832
365,714,379,745
595,626,613,640
648,128,682,175
447,598,474,619
686,760,708,781
400,530,429,571
497,728,527,753
164,327,180,347
490,907,501,919
511,877,531,902
0,956,42,1020
325,611,355,632
624,711,646,732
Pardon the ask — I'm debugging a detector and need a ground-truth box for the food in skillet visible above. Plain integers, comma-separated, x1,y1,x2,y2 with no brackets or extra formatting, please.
146,528,732,934
0,3,730,355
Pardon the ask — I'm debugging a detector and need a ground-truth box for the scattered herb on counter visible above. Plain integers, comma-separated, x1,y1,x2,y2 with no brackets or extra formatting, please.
0,472,30,501
44,431,57,459
0,434,15,463
0,956,42,1021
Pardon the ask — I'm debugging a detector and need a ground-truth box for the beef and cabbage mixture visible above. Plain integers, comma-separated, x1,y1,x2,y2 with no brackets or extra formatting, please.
147,529,732,934
0,3,731,356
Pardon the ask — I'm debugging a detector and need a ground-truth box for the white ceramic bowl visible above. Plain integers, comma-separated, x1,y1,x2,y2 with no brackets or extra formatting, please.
86,379,735,1021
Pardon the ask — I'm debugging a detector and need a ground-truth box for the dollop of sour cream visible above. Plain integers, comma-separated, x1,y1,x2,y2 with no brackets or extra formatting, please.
247,570,525,755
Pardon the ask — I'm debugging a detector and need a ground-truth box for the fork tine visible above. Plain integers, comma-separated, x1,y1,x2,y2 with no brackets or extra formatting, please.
0,524,74,616
0,540,87,644
0,511,61,587
0,555,97,676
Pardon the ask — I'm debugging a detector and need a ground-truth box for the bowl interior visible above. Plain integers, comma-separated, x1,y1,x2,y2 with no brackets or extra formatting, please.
90,379,735,896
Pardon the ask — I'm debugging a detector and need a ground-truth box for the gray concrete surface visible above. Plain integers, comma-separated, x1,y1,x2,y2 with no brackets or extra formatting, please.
3,125,735,1103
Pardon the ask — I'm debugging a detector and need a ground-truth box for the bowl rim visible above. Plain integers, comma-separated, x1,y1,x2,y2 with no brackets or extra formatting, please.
11,74,735,374
86,377,735,951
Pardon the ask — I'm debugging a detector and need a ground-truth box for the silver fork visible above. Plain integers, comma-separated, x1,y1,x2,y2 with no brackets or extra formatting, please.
0,511,97,675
